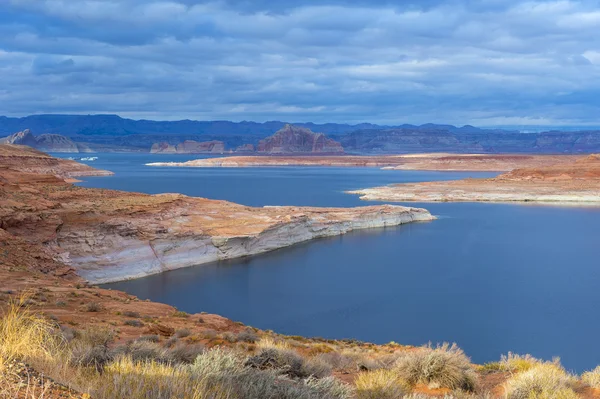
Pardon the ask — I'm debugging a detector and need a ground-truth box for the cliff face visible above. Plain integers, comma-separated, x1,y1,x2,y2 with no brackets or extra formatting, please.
151,140,225,153
0,130,90,153
257,124,344,154
0,146,433,284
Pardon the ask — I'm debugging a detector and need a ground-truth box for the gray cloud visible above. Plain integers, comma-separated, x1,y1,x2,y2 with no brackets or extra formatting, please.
1,0,600,125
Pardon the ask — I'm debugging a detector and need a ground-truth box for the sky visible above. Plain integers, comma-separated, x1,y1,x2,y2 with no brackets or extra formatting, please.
1,0,600,126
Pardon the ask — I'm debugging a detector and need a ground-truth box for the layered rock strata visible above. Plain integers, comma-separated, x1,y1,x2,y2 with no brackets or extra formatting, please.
0,145,433,284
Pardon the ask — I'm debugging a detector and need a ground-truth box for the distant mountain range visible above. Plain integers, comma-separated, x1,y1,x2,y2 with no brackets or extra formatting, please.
1,114,600,154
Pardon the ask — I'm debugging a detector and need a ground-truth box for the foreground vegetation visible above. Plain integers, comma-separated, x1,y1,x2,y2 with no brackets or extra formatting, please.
1,299,599,399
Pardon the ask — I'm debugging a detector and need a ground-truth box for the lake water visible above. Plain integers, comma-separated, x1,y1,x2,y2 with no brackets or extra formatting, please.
60,153,600,372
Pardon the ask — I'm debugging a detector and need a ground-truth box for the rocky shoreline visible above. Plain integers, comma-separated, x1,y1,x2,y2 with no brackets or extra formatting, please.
70,204,433,284
0,144,433,284
348,155,600,204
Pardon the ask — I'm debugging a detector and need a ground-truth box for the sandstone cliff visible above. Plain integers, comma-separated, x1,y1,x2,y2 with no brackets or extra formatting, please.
0,146,433,284
257,124,344,154
151,140,225,154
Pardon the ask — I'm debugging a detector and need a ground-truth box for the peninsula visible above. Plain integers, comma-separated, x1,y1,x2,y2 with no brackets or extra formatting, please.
349,154,600,203
146,153,584,172
0,144,433,284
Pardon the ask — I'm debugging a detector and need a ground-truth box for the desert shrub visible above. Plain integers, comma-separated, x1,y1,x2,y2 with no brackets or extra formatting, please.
168,343,205,364
165,336,179,348
394,343,478,391
69,328,115,371
504,363,577,399
222,332,237,343
199,329,217,340
122,310,140,318
355,369,409,399
84,302,101,312
190,348,349,399
582,365,600,388
172,310,189,318
314,352,356,371
55,301,67,307
498,353,543,373
306,376,353,399
124,319,143,327
175,328,191,338
111,340,172,364
246,338,331,379
137,334,160,343
237,328,259,343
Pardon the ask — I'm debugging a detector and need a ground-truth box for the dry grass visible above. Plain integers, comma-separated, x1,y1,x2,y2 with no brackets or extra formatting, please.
394,343,478,391
504,363,577,399
497,353,543,373
354,368,409,399
582,365,600,388
0,303,350,398
0,297,64,365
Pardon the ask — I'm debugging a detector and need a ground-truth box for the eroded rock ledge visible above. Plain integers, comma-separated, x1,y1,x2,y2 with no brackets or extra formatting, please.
0,144,434,284
65,202,433,284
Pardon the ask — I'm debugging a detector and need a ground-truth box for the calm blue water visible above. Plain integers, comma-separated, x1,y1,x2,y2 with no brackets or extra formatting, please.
59,153,600,372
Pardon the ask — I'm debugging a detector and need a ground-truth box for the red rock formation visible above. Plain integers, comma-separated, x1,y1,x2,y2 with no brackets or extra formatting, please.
150,142,177,153
151,140,225,154
257,124,343,154
176,140,225,153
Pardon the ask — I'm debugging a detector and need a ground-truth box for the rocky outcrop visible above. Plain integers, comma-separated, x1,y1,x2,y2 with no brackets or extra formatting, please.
150,142,177,153
0,129,91,153
0,129,38,147
62,203,432,284
151,140,225,154
257,124,344,154
0,146,433,284
349,154,600,203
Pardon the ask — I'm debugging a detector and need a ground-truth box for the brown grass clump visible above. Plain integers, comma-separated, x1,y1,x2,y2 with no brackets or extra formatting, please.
394,343,478,391
582,365,600,388
354,368,409,399
504,362,577,399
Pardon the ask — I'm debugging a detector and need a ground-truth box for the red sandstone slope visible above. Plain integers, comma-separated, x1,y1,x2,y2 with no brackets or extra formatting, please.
257,124,344,153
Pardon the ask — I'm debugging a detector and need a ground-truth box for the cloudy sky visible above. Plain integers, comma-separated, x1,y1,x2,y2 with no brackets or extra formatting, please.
1,0,600,125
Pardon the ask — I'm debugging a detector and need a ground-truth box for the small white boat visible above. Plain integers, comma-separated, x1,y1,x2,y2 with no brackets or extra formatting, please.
80,156,98,161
